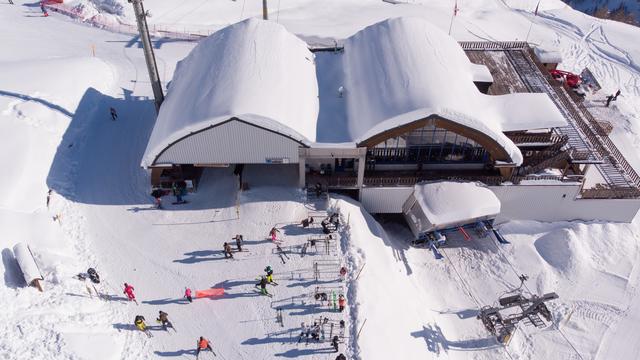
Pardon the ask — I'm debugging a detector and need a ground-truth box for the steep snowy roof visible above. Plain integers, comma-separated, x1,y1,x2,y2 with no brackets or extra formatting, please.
413,181,501,229
141,18,319,167
342,17,567,165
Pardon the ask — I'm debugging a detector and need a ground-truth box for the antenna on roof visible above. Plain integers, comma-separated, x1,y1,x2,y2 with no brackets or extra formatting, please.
128,0,164,113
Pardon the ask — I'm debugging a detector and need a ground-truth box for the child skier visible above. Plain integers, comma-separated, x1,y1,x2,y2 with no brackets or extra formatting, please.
339,266,347,281
184,287,193,303
223,242,233,258
123,283,137,304
157,311,173,331
134,315,151,337
338,294,346,312
332,335,340,352
269,227,280,242
196,336,214,359
264,265,276,284
234,235,243,252
255,276,270,296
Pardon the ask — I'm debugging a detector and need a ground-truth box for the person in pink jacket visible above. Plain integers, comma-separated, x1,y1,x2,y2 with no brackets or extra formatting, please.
123,283,137,304
184,287,193,303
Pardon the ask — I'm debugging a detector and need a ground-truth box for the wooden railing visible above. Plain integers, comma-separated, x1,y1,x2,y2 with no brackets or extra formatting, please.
459,41,528,50
581,187,640,199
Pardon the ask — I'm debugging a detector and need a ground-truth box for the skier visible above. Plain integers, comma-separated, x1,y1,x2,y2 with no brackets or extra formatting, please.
87,268,100,284
255,275,270,296
196,336,214,359
338,294,346,312
157,310,173,331
40,3,48,16
184,287,193,303
172,181,183,204
223,242,233,258
314,182,322,197
269,227,280,242
233,234,243,252
297,322,309,344
314,292,328,303
336,354,346,360
109,107,118,121
134,315,146,330
310,322,320,342
264,265,274,284
605,94,614,107
134,315,151,337
151,188,163,209
123,283,137,304
339,266,347,281
614,89,621,100
300,216,313,228
332,335,340,352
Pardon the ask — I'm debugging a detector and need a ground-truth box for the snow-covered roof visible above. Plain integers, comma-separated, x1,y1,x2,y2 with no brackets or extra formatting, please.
341,17,567,165
413,181,501,229
534,46,563,64
142,17,568,167
141,18,319,167
470,63,494,83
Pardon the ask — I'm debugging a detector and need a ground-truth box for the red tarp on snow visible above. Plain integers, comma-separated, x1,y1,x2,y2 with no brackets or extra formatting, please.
195,288,225,298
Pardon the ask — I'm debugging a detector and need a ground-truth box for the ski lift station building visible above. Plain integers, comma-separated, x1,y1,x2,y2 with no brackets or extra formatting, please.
141,17,640,223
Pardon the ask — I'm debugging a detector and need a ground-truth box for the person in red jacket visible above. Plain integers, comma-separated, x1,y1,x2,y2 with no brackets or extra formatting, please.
338,294,346,312
196,336,214,359
123,283,137,304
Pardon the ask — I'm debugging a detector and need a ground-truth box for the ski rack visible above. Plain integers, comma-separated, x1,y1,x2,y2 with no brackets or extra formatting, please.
477,291,559,344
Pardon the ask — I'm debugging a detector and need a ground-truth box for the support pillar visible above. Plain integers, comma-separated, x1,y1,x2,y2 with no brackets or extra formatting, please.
298,151,306,189
262,0,268,20
357,153,365,190
129,0,164,113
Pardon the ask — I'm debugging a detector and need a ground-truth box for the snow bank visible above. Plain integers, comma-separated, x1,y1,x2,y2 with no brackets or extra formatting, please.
0,57,114,212
342,17,567,165
534,46,563,64
142,18,319,167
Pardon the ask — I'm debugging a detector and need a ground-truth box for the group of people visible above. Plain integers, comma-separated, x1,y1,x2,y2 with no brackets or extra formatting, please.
150,181,188,209
133,311,173,333
223,234,244,258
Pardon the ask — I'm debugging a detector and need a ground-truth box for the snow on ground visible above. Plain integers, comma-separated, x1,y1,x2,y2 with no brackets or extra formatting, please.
2,0,640,359
333,196,640,360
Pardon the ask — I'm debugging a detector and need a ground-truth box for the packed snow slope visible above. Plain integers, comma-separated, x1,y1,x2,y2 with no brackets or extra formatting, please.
2,0,640,359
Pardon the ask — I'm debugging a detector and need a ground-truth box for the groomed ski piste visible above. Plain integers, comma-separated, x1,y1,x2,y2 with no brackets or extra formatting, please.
2,0,640,359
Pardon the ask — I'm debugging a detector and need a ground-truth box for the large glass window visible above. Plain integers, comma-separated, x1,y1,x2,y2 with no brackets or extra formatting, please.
368,124,488,164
